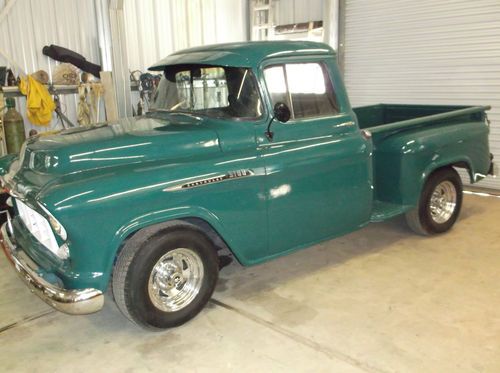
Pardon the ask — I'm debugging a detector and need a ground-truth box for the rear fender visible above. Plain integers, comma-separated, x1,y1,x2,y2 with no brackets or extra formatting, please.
422,156,473,183
422,155,473,187
374,120,490,207
400,156,472,208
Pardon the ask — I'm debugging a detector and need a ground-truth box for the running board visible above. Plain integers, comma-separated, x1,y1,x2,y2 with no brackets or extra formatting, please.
370,200,413,222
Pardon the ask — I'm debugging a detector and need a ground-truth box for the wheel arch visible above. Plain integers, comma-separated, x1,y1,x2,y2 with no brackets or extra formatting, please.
450,160,474,183
414,157,470,204
422,157,472,183
105,208,241,289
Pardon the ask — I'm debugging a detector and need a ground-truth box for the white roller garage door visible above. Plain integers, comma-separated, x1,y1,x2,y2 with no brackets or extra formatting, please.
343,0,500,190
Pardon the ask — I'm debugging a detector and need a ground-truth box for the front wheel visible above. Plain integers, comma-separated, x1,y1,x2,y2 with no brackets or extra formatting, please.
112,222,219,329
405,167,463,235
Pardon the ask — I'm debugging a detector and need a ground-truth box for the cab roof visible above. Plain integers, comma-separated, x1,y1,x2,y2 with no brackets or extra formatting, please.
148,41,335,71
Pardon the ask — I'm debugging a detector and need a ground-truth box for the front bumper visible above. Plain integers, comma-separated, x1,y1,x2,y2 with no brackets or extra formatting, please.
0,221,104,315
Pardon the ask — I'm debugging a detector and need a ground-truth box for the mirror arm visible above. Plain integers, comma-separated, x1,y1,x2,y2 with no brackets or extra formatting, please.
265,115,275,141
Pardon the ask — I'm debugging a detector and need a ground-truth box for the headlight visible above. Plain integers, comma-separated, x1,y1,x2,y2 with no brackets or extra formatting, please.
38,202,68,241
17,199,69,260
48,215,67,240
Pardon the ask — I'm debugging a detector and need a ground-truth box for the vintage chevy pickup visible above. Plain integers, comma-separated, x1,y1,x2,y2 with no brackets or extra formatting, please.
0,41,496,329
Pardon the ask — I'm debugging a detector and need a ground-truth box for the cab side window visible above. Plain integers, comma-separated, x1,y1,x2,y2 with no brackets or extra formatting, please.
264,62,339,120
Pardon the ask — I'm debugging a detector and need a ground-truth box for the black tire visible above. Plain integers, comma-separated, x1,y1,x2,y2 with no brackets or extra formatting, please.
405,167,463,235
112,221,219,329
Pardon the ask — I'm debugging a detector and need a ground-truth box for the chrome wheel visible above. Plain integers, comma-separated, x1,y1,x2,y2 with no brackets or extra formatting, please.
429,180,457,224
148,248,204,312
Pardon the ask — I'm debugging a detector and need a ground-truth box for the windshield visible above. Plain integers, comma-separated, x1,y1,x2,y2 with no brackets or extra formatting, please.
150,65,262,119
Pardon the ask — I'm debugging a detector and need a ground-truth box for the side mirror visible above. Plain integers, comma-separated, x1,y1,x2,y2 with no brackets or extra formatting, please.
265,102,292,141
273,102,291,123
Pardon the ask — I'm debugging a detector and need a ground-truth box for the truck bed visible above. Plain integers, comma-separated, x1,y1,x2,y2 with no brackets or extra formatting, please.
353,104,492,222
353,104,489,135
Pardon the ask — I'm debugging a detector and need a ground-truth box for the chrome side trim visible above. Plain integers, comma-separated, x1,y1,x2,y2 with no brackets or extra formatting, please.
0,222,104,315
164,169,255,191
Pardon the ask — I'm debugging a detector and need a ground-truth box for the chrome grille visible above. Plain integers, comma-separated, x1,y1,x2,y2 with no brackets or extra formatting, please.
16,199,59,256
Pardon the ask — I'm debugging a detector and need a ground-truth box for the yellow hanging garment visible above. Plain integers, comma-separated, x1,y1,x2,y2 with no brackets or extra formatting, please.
18,75,55,126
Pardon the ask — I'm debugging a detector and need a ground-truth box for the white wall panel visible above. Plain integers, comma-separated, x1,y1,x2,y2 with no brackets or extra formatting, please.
344,0,500,189
0,0,105,134
123,0,248,72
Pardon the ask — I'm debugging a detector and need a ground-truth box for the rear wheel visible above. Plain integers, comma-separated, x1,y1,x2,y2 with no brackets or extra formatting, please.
113,222,219,329
405,167,463,235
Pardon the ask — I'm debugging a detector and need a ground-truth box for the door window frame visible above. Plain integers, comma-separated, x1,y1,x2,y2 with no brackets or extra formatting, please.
260,57,342,122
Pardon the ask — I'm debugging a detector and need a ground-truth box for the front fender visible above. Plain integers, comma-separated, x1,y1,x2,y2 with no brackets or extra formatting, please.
114,205,224,243
40,163,266,291
98,205,238,288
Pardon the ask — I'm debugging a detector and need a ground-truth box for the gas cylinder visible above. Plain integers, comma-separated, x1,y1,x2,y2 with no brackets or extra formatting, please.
4,98,26,154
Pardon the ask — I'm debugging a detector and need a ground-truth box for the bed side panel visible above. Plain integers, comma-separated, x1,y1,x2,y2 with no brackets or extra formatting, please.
373,120,490,207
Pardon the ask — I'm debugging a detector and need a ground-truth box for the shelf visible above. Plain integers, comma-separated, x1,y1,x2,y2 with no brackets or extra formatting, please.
0,81,139,98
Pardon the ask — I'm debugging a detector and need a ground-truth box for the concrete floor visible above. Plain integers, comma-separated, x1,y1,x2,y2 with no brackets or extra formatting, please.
1,193,500,372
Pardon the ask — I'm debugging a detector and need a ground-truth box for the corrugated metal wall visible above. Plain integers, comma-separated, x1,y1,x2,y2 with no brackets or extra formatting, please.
344,0,500,190
0,0,106,134
123,0,248,72
0,0,249,137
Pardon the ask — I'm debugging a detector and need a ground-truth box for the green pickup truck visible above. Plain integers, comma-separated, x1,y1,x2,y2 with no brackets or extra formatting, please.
0,41,496,329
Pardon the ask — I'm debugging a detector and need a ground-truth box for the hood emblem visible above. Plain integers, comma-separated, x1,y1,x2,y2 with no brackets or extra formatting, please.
164,169,254,191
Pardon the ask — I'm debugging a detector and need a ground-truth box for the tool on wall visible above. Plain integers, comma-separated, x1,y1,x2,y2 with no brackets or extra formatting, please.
43,44,102,79
77,82,104,126
130,71,161,115
77,84,91,126
130,70,144,115
90,82,103,123
49,85,76,129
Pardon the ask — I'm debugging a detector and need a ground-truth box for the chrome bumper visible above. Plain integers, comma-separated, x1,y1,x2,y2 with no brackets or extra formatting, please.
0,222,104,315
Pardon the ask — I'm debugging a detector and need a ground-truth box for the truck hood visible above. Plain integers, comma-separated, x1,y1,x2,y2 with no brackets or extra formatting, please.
19,113,221,175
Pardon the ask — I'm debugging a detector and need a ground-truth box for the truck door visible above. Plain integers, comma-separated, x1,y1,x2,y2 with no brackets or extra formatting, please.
258,59,373,256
